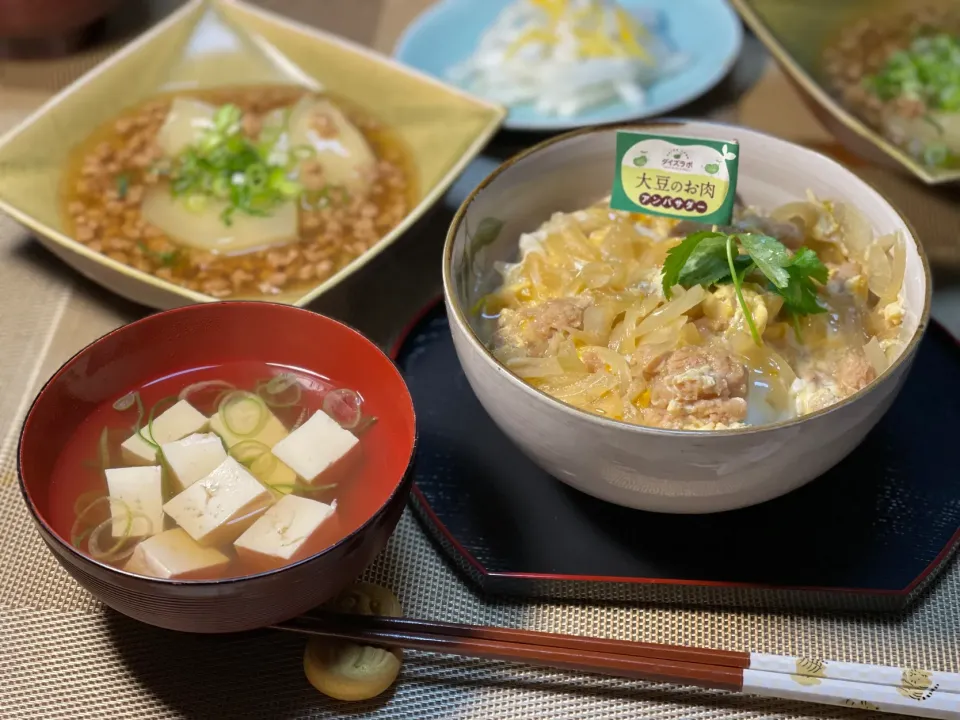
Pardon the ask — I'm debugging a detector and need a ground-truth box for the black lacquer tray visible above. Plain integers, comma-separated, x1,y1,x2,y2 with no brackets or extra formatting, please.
394,300,960,611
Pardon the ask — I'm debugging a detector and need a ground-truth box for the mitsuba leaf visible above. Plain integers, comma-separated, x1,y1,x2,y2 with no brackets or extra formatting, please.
661,231,723,297
788,246,829,284
738,233,790,289
677,236,751,289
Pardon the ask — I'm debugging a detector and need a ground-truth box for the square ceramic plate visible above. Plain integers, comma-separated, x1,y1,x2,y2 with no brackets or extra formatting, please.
731,0,960,185
0,0,505,309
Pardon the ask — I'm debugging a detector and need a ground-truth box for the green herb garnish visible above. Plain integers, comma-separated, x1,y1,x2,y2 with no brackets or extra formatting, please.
137,241,179,267
662,231,828,345
116,173,129,199
865,34,960,112
169,103,303,225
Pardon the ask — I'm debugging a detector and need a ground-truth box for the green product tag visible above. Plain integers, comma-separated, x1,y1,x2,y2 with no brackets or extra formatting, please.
610,130,739,225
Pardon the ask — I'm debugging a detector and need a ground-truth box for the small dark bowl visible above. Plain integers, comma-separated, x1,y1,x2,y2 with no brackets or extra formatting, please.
18,302,416,633
0,0,117,39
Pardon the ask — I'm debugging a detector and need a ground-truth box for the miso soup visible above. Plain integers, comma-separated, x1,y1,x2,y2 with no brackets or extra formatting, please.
48,362,378,580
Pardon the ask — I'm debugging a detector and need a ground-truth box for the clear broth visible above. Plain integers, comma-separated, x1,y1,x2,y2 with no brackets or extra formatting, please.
48,361,370,580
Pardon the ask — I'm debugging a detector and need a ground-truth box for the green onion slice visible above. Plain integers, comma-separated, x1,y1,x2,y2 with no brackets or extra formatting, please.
145,395,179,448
97,427,111,471
70,497,136,559
178,379,235,403
322,388,363,429
269,482,337,495
291,407,308,431
112,392,138,412
249,451,278,481
87,511,148,562
218,391,269,437
256,372,302,408
230,439,271,467
73,491,107,518
354,415,378,435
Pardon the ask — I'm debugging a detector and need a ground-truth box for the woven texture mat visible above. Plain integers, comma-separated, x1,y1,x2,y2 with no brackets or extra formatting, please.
2,2,959,718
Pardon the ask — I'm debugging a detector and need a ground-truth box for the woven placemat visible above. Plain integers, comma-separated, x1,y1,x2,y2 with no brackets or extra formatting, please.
1,2,959,718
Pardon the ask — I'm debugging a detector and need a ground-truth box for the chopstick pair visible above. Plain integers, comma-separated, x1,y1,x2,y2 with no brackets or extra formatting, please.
275,613,960,719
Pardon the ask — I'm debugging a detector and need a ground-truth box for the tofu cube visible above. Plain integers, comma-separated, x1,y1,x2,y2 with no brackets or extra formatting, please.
162,456,274,547
234,494,335,565
162,432,227,492
121,433,158,466
145,399,209,444
105,466,164,538
124,528,230,580
119,400,209,465
209,407,288,449
271,411,358,483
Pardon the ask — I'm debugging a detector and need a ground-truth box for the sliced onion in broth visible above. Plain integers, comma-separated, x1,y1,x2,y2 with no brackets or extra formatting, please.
883,233,906,304
866,243,893,299
864,336,889,375
770,201,819,232
580,346,632,393
836,202,872,260
635,285,705,337
504,356,567,379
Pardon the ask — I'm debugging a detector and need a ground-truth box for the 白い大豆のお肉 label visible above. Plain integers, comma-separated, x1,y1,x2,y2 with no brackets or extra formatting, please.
610,131,739,225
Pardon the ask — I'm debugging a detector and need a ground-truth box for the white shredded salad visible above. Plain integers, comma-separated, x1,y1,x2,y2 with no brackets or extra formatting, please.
448,0,687,117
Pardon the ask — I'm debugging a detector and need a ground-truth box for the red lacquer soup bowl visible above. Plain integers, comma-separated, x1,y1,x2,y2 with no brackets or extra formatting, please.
18,302,416,633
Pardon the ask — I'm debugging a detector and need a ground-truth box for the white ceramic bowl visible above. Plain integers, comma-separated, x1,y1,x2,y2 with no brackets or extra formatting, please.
442,122,931,514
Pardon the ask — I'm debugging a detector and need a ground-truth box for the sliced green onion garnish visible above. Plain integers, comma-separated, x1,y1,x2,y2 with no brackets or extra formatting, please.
145,396,178,449
230,439,271,466
185,194,209,212
113,392,137,411
218,391,268,437
250,451,278,481
73,491,106,518
323,388,363,429
268,482,337,495
354,415,378,435
87,508,146,562
97,427,111,471
132,392,146,437
168,101,304,225
256,373,303,408
291,407,308,430
291,144,316,160
71,496,131,555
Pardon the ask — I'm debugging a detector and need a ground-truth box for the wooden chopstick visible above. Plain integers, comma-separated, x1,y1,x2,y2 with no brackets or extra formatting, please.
279,614,743,691
305,612,751,668
275,613,960,719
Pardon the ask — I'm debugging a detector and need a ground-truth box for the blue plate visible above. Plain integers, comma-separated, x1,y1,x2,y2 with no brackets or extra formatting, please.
394,0,744,131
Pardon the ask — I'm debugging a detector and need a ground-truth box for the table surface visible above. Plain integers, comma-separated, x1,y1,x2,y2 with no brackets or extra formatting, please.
1,2,958,720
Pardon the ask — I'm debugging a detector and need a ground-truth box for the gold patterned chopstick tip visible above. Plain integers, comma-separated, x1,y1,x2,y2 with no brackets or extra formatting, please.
749,654,960,695
743,669,959,719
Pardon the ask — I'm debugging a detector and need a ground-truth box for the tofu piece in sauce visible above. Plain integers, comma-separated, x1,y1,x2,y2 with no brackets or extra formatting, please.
271,410,358,484
104,466,164,539
120,400,209,465
234,494,335,566
161,432,227,493
124,528,230,580
162,456,274,547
